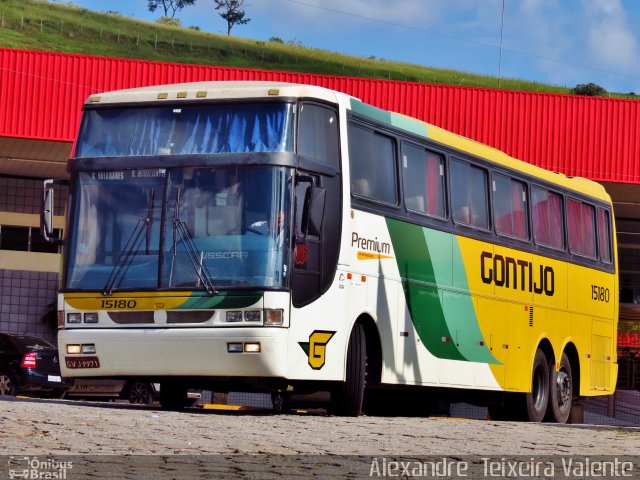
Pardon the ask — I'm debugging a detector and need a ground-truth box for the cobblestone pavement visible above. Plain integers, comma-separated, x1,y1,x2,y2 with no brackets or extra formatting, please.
1,396,639,478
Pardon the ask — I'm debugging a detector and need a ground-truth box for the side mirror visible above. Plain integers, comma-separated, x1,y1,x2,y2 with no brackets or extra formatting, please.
307,186,326,237
41,179,65,245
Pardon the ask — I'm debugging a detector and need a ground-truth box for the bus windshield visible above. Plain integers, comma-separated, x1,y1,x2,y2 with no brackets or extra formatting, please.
66,166,291,291
75,103,295,158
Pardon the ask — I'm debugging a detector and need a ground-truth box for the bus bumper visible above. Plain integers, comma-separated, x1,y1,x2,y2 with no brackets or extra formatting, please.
58,327,288,378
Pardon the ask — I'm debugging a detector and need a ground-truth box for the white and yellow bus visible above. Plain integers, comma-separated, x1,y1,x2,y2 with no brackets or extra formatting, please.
43,81,618,422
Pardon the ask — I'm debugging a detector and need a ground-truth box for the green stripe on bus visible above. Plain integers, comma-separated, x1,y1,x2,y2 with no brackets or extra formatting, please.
390,112,429,138
350,99,392,125
387,219,498,364
178,292,264,310
444,234,498,364
386,218,463,361
351,99,428,138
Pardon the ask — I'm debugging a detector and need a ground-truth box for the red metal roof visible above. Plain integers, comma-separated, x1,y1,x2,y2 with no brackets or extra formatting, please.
2,47,639,183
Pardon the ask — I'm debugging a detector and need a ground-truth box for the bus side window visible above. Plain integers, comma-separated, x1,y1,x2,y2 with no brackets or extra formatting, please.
598,208,612,263
531,186,564,250
402,144,446,219
450,159,489,229
493,173,529,240
298,103,339,168
348,123,398,205
567,198,596,259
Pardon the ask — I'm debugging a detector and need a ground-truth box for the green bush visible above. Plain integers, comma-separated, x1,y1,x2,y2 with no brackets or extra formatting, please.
156,16,182,27
572,83,607,96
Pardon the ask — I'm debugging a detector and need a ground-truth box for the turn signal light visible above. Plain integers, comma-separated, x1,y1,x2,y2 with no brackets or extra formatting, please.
264,309,284,326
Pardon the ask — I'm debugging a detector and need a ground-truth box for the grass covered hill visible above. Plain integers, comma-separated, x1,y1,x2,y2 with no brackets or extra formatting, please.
0,0,626,97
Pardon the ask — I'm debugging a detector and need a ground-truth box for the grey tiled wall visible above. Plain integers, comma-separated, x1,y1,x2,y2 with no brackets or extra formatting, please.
0,176,67,216
0,269,58,343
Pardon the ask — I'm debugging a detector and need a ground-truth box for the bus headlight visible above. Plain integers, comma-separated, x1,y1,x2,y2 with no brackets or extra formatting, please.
66,344,81,354
264,309,284,326
67,313,82,324
84,313,99,323
244,342,261,353
226,311,243,322
244,310,261,322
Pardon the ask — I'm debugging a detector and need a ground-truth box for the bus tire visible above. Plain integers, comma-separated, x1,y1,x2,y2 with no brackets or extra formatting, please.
330,323,366,416
525,349,550,422
159,381,188,410
546,352,573,424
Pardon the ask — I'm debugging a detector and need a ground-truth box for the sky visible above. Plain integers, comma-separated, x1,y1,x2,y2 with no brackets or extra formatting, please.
57,0,640,94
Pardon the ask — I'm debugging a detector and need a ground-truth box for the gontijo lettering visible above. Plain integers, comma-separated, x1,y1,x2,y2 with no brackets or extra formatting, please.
480,251,555,296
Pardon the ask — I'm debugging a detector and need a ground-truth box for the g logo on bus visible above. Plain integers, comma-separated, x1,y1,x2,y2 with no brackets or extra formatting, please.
299,330,335,370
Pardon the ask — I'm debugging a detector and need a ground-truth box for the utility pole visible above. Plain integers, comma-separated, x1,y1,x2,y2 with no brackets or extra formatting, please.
498,0,505,88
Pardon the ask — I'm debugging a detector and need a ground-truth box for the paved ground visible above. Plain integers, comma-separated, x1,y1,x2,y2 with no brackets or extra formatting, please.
1,396,639,478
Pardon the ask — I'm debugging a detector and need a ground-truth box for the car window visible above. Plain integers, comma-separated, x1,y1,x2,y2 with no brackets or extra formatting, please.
0,336,13,350
13,336,55,350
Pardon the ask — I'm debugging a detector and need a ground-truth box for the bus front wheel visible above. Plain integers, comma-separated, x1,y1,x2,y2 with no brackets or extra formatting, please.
330,323,366,416
546,352,573,423
525,349,550,422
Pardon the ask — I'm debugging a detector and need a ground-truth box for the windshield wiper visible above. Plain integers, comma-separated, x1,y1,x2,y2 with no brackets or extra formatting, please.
168,188,217,295
102,189,155,296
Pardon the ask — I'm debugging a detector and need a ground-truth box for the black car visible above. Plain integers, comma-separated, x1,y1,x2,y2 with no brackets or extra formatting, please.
0,333,70,397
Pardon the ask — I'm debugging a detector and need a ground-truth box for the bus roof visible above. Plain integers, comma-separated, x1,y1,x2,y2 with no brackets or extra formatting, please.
85,80,609,202
85,81,344,106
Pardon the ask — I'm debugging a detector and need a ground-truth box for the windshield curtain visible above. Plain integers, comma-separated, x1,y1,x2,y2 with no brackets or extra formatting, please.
75,103,295,158
65,167,291,292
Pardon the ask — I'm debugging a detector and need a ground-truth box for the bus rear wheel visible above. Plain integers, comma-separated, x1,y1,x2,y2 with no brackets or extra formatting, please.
546,352,573,423
330,323,366,416
525,349,550,422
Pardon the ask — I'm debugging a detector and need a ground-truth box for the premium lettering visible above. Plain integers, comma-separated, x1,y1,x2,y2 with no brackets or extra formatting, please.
480,251,554,296
352,232,391,255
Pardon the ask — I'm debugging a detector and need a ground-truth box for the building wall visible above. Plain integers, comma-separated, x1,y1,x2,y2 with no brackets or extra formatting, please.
0,268,58,342
2,47,640,184
0,175,65,342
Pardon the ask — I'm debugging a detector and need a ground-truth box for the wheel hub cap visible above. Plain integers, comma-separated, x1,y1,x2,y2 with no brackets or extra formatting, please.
556,370,571,407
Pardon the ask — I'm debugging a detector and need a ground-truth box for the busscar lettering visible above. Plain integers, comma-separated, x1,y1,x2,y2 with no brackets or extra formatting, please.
203,251,249,260
481,251,554,296
351,232,391,255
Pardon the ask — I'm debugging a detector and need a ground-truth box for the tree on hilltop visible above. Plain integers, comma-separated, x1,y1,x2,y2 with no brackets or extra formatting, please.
214,0,250,36
147,0,197,19
572,83,607,97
